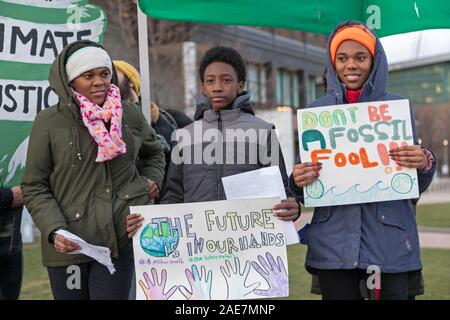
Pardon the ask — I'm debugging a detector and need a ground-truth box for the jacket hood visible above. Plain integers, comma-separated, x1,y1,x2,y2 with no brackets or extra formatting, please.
48,40,118,106
194,91,254,121
325,20,389,102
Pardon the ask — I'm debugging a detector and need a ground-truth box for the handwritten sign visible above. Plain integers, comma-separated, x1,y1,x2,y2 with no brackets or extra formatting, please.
297,99,419,207
131,197,289,300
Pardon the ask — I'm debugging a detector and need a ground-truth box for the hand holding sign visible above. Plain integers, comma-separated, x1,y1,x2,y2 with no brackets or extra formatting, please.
272,197,301,221
389,145,428,170
127,213,144,238
292,162,322,188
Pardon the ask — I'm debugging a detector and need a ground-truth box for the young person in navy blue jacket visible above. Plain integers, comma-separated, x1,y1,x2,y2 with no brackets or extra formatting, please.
289,21,436,300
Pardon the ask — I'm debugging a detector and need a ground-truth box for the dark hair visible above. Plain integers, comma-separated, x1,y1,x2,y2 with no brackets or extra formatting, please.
198,46,246,83
117,74,131,101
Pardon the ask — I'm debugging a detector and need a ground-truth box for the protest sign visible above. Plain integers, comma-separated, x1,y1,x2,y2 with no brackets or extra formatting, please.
297,99,419,207
131,197,289,300
0,0,106,187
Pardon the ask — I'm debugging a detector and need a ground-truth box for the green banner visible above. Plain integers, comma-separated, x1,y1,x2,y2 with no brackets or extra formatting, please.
139,0,450,37
0,0,107,187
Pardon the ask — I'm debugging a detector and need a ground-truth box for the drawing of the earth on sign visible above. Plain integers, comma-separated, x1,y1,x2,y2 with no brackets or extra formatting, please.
140,222,179,257
391,173,413,194
306,179,324,199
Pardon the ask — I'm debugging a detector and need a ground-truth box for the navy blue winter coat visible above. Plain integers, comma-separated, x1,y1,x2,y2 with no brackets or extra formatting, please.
289,21,436,273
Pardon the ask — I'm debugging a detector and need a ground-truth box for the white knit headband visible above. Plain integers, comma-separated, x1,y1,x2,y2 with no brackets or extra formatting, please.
66,46,112,82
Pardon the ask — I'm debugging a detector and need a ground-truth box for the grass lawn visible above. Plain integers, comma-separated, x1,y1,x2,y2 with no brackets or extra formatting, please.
20,241,450,300
416,203,450,228
418,247,450,300
20,241,52,300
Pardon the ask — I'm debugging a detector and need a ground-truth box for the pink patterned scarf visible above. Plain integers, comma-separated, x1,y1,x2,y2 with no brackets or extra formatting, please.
74,83,127,162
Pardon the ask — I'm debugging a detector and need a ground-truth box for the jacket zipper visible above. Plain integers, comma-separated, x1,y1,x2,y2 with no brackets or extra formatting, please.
71,127,82,162
67,100,82,162
359,81,373,101
216,110,223,200
339,79,373,103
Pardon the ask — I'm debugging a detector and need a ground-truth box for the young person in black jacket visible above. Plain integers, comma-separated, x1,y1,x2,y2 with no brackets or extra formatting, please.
0,186,24,300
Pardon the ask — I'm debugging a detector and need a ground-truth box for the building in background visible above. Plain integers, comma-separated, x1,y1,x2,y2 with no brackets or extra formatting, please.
388,54,450,176
86,1,450,178
93,0,328,169
95,1,327,113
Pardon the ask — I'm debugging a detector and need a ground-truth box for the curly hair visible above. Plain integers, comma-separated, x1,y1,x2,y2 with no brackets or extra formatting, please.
198,46,246,83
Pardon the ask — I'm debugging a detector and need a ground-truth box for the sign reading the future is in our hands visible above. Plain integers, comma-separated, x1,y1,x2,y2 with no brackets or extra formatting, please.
131,197,289,300
297,99,419,207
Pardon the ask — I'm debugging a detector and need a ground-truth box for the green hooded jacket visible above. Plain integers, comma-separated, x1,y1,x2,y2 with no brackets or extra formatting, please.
21,41,166,267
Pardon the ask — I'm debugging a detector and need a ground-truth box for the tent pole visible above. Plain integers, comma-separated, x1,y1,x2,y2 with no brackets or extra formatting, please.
137,2,152,124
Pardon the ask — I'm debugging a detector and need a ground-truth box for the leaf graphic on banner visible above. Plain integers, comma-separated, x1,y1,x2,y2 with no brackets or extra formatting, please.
5,136,29,184
0,0,106,185
0,155,8,177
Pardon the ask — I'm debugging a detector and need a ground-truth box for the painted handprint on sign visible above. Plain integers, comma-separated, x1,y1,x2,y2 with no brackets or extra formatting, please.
251,252,288,297
220,257,260,299
178,265,213,300
139,268,177,300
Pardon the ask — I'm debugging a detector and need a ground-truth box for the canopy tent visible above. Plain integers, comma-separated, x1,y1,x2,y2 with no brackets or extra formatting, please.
138,0,450,37
136,0,450,120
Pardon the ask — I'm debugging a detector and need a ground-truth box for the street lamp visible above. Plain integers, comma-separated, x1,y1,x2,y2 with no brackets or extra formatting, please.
443,139,449,176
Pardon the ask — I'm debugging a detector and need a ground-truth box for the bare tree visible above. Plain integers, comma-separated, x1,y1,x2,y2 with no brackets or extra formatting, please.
414,104,450,175
92,0,192,109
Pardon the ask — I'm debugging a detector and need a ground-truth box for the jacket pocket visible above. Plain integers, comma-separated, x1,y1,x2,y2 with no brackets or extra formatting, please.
376,202,406,230
52,129,73,164
117,177,149,203
311,207,331,224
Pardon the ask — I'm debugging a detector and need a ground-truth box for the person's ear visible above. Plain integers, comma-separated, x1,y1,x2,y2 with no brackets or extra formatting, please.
238,81,245,94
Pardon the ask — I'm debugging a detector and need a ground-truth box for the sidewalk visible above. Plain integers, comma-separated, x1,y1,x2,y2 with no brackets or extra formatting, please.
418,191,450,205
418,227,450,249
294,212,450,249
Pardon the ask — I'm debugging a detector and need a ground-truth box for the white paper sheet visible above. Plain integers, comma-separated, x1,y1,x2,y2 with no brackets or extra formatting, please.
222,166,300,245
56,229,116,274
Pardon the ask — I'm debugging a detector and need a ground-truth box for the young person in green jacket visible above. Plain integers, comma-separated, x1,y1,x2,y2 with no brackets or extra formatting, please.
21,40,166,300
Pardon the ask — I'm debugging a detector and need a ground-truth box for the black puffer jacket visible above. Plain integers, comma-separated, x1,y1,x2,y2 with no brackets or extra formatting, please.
0,188,22,252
